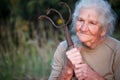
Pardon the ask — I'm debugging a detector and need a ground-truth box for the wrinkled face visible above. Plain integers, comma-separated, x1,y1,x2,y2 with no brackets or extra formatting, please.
76,8,106,48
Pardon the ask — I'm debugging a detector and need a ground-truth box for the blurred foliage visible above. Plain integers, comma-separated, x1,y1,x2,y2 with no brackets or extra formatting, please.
0,0,120,80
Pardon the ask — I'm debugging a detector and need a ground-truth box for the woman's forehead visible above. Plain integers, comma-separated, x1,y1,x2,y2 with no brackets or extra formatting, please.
78,8,99,21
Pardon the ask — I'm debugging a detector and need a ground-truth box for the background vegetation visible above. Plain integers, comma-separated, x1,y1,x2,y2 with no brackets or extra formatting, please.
0,0,120,80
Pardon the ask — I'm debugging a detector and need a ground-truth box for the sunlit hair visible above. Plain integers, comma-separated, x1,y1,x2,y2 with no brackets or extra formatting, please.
72,0,117,35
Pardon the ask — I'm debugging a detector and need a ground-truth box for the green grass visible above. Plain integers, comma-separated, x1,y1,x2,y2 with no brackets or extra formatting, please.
0,20,63,80
0,39,57,80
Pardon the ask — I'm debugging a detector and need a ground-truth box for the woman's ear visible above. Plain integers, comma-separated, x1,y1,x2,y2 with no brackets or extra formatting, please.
101,24,109,36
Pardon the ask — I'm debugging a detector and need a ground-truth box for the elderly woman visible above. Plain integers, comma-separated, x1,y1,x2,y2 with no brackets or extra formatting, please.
48,0,120,80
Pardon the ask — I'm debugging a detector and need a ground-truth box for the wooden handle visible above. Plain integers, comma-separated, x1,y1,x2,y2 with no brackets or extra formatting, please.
64,25,74,49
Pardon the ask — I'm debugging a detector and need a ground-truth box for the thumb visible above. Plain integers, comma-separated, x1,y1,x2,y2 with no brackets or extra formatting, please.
77,46,82,52
77,46,83,63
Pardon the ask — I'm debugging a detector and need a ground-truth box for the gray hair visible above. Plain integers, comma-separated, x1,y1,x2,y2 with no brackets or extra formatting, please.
71,0,117,35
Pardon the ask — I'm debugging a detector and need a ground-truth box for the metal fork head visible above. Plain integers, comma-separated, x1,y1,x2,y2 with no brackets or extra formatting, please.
38,2,72,29
38,2,74,49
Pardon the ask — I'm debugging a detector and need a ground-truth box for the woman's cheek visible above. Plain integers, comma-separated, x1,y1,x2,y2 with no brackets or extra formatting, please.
89,25,99,35
76,23,82,32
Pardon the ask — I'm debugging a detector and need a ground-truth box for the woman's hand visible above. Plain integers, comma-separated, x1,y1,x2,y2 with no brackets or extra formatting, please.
66,48,83,66
74,63,105,80
66,47,105,80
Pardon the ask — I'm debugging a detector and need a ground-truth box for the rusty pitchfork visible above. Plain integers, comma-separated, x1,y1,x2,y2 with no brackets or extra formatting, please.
39,2,75,79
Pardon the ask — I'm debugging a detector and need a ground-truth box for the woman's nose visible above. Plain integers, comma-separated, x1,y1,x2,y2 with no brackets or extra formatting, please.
80,23,88,32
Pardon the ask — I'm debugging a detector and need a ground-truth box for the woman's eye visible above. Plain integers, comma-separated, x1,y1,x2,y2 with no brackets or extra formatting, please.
78,19,83,22
90,21,96,25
